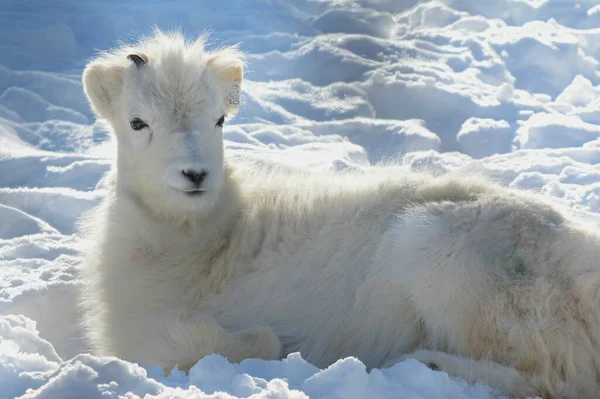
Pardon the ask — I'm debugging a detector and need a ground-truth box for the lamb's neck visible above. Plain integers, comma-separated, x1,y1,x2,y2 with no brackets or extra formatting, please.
111,176,241,256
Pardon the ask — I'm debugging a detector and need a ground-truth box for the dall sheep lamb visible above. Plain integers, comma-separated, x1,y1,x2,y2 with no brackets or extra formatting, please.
79,30,600,398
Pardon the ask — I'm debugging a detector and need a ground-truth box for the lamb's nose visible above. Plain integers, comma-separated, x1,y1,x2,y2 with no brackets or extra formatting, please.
181,169,208,187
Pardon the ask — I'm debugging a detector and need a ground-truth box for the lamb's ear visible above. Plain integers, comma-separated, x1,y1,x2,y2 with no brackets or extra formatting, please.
208,50,244,116
82,59,126,119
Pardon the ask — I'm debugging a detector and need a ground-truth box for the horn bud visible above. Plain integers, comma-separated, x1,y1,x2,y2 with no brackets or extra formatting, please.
127,53,148,67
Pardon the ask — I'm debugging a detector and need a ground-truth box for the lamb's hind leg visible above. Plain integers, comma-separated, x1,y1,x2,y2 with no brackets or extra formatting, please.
390,350,536,398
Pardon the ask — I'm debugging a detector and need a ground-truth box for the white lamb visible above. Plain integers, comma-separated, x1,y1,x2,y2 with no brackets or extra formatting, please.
79,30,600,398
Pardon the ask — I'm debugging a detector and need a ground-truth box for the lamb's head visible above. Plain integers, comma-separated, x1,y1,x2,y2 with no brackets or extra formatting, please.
82,31,243,217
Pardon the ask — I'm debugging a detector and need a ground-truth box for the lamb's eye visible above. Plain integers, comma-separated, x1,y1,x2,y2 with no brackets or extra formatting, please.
130,118,149,131
216,115,225,128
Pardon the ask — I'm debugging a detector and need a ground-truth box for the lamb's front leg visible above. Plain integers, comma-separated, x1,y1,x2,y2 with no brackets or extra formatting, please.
109,314,282,371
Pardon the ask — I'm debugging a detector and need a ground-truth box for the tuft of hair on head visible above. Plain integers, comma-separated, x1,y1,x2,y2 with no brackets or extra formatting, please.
81,28,246,119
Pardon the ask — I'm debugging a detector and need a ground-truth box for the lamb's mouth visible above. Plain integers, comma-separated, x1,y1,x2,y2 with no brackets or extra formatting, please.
183,190,205,196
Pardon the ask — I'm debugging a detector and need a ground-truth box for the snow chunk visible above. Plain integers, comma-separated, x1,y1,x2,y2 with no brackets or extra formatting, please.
555,75,599,107
496,83,514,102
312,8,398,39
0,87,88,124
0,204,58,239
399,2,467,29
516,113,600,149
457,118,513,158
487,20,599,96
587,5,600,17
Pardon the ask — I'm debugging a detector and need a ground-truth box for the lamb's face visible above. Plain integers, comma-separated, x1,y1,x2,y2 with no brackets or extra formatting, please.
82,34,243,218
118,60,227,214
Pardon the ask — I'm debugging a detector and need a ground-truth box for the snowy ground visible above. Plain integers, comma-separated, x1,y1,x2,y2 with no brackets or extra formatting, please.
2,0,600,397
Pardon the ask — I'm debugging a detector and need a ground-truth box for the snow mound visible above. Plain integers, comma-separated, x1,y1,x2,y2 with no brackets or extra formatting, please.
0,315,508,399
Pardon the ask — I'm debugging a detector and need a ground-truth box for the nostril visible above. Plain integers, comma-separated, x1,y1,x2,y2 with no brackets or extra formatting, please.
181,169,208,187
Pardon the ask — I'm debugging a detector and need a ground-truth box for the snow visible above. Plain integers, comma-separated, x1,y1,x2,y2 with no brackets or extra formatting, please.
1,322,503,399
1,0,599,397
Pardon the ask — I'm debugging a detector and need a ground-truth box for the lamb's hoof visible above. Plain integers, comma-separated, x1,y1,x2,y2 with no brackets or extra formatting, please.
426,362,440,371
234,326,282,360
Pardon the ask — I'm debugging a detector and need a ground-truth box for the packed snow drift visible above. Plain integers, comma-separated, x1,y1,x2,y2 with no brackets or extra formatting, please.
1,0,600,398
